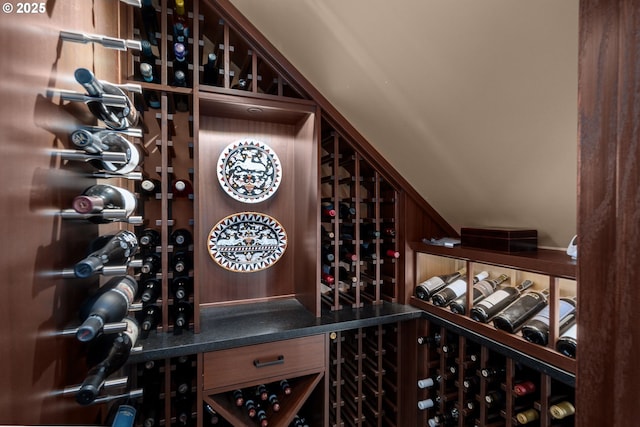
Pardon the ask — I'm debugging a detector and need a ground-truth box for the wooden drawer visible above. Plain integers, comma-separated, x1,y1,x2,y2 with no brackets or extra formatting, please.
203,335,325,392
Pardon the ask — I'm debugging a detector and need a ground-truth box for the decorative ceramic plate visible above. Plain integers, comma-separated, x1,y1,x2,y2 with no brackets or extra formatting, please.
207,212,287,272
217,139,282,203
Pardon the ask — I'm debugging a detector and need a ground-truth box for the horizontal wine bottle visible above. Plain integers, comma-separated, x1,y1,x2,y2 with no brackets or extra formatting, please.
431,270,489,307
493,288,550,333
140,277,161,303
140,253,161,275
138,228,160,252
521,296,577,345
549,400,575,419
77,275,138,342
516,408,540,424
417,332,441,346
138,304,161,335
417,375,441,389
469,279,534,323
70,129,140,175
74,230,139,278
415,267,466,301
556,321,577,358
449,273,509,314
76,316,139,405
72,184,137,222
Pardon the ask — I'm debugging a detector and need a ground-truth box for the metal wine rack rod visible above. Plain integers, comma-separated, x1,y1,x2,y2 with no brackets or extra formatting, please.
60,30,142,52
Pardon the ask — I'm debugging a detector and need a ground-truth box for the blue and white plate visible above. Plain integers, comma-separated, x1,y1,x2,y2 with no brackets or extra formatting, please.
207,212,287,272
217,139,282,203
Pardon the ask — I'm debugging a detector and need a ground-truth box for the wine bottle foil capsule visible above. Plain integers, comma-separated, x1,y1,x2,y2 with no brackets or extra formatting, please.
73,195,104,214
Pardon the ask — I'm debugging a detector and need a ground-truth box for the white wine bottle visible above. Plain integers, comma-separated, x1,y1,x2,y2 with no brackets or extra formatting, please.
449,274,509,314
415,268,466,301
469,280,533,323
431,271,490,307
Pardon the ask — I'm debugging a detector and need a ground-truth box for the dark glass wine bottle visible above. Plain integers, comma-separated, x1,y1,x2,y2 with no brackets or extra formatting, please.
513,380,537,397
204,403,220,425
140,62,160,109
171,228,193,248
141,0,159,44
173,43,188,75
70,129,141,174
74,68,139,130
140,178,161,196
173,300,193,331
140,253,161,275
417,332,441,346
172,276,192,301
321,202,336,219
138,304,161,336
172,251,191,274
172,179,193,198
255,384,269,401
462,375,480,393
431,271,490,307
484,389,505,408
321,244,335,262
338,202,356,219
340,245,358,262
172,70,189,113
448,273,508,314
76,316,139,405
417,375,441,389
140,278,161,303
481,366,506,380
493,288,550,333
321,225,335,240
74,230,138,278
556,322,577,358
72,184,137,221
232,389,244,407
279,379,292,395
173,0,190,42
415,268,466,301
268,393,280,412
244,399,257,418
174,394,192,426
202,53,219,86
77,275,138,342
138,228,160,253
469,279,534,323
521,296,577,345
256,408,268,427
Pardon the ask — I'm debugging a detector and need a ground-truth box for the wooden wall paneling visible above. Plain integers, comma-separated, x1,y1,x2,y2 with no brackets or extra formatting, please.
577,0,640,426
0,0,129,423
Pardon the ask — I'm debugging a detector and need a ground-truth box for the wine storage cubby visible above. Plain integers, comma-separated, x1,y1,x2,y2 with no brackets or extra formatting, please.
320,124,400,312
416,322,576,427
328,323,400,427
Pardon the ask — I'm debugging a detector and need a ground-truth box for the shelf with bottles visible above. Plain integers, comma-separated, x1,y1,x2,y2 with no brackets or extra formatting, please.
132,358,168,427
410,243,577,376
416,323,575,427
328,324,400,427
198,2,307,99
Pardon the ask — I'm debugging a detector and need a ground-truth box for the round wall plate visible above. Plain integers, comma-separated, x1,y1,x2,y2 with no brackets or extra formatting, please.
217,139,282,203
207,212,287,272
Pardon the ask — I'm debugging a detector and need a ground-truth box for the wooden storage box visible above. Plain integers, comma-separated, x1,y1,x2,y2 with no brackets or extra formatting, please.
460,227,538,252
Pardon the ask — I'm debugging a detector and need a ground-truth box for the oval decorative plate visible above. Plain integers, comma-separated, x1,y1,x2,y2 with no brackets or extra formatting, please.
217,139,282,203
207,212,287,272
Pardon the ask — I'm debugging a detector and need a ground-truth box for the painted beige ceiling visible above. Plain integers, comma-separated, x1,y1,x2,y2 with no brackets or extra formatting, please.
229,0,579,248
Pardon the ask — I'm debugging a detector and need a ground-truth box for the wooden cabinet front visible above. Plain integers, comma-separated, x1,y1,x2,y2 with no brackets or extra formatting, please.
203,335,325,393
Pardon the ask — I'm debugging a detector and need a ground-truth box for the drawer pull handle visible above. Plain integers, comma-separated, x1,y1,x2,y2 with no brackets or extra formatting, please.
253,355,284,368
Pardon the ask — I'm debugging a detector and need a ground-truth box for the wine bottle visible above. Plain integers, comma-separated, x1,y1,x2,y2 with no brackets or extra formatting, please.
360,223,381,239
255,384,269,401
202,53,219,86
140,278,161,303
140,178,161,196
321,244,335,262
138,228,160,253
279,379,292,395
549,400,575,419
74,68,139,130
140,253,161,275
138,304,161,335
76,316,139,405
173,300,192,331
417,398,436,410
76,275,138,342
244,399,257,418
417,375,440,389
171,228,193,248
431,271,490,307
321,202,336,219
232,389,244,407
481,366,506,380
139,63,160,109
415,268,466,301
417,332,441,346
172,179,193,198
172,0,190,42
428,409,459,427
74,230,138,278
493,288,550,333
462,375,480,393
141,0,159,44
172,70,189,113
516,408,539,424
268,393,281,411
174,394,192,426
449,274,508,315
521,296,577,345
70,129,141,175
321,225,335,240
256,408,268,427
340,245,358,262
484,390,505,408
72,184,137,222
330,266,357,284
513,380,537,397
172,276,192,301
111,402,137,427
140,40,158,67
204,403,220,425
173,43,189,76
338,202,356,219
171,251,191,274
556,322,577,358
469,279,534,323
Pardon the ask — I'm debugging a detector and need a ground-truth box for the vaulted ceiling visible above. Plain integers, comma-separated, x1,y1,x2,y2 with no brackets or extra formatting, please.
229,0,580,248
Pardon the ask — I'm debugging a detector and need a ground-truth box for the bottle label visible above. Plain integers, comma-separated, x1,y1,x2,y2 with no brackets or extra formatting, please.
528,299,576,325
420,277,445,292
559,323,577,339
445,279,467,298
114,279,137,304
477,289,510,308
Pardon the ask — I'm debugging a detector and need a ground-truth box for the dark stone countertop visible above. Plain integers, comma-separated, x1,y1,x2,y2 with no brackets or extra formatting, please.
129,299,423,362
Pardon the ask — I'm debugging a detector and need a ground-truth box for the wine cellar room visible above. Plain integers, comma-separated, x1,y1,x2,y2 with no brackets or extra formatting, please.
0,0,638,426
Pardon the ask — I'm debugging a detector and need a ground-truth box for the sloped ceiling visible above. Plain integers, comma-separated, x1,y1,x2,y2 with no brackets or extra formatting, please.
229,0,579,248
